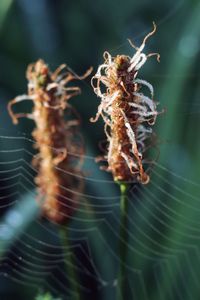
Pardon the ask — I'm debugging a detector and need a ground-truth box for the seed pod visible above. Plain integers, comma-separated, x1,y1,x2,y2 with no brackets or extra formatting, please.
91,23,161,184
8,59,92,224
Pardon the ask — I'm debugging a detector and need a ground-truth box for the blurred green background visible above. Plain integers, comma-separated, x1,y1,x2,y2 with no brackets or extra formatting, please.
0,0,200,299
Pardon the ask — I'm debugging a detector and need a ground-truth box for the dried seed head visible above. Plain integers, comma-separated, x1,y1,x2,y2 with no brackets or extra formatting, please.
8,59,92,224
91,23,161,184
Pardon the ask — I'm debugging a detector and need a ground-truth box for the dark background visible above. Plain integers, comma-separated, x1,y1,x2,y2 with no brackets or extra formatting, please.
0,0,200,299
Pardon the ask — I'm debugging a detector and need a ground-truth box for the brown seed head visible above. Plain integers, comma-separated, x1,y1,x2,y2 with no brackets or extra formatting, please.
8,59,92,224
91,23,161,184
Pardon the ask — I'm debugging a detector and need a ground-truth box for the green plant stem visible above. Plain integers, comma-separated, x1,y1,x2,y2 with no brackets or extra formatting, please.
117,182,129,300
59,228,81,300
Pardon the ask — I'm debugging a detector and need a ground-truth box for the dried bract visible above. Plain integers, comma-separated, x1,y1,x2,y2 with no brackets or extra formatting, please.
8,59,92,224
91,23,161,184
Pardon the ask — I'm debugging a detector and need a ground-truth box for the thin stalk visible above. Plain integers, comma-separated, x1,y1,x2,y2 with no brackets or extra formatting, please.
59,228,81,300
117,182,129,300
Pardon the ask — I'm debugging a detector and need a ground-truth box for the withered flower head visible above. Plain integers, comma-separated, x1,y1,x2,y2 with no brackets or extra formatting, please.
91,23,161,184
8,59,92,224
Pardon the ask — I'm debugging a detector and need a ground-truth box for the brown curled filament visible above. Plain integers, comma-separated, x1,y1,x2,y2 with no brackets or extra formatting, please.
91,23,161,184
8,59,92,224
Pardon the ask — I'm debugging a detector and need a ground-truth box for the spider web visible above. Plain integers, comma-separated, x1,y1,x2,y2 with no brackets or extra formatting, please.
0,114,199,300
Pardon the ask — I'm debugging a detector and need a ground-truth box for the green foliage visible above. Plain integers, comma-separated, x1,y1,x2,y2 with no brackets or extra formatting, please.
35,292,62,300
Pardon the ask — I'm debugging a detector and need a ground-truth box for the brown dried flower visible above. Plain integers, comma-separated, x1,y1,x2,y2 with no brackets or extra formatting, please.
8,59,92,224
91,23,161,184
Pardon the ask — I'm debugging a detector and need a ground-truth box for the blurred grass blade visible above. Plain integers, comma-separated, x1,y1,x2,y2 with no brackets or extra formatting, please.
0,0,13,29
0,191,39,257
